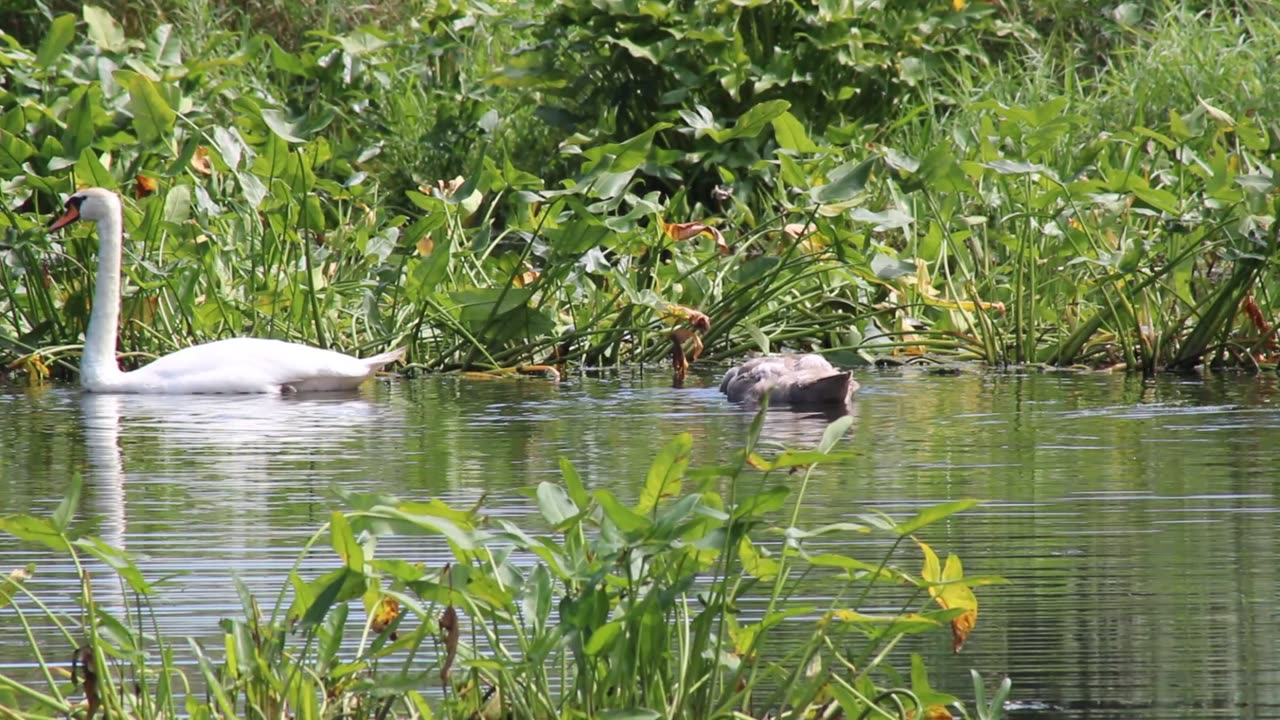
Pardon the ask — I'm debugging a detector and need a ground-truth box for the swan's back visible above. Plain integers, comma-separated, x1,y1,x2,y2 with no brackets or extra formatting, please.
100,338,404,394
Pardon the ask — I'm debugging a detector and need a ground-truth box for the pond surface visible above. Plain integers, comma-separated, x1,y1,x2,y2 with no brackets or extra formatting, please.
2,368,1280,718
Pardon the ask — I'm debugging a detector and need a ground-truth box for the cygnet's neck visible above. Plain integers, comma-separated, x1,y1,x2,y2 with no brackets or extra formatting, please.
82,206,126,390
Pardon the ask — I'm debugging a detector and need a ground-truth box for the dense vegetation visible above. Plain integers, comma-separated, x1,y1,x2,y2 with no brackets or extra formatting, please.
3,0,1280,384
1,408,1004,719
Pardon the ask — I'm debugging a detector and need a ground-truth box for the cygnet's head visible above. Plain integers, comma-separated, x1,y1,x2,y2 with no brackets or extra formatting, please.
48,187,121,231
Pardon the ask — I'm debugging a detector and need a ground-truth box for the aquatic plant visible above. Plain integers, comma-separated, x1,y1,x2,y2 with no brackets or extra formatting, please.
3,2,1280,381
0,403,1001,719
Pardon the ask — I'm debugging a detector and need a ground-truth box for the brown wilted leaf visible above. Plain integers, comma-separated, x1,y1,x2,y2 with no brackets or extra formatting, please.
371,596,401,639
72,645,99,719
662,220,730,255
440,605,459,686
417,234,434,256
135,174,157,198
512,269,539,287
190,146,213,176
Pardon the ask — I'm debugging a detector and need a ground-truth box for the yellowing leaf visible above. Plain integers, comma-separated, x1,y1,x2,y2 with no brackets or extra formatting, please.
951,0,966,10
371,595,401,636
738,537,779,580
918,539,978,653
662,219,729,254
416,234,435,256
190,146,213,175
135,174,158,198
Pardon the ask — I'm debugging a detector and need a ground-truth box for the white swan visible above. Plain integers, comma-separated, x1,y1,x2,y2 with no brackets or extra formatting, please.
719,354,858,406
49,187,405,394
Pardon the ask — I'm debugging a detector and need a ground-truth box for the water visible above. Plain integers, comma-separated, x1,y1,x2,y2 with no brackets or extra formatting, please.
2,368,1279,718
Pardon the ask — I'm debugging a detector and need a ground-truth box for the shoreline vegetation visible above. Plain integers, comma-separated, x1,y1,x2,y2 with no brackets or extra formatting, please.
0,404,1005,719
2,1,1280,386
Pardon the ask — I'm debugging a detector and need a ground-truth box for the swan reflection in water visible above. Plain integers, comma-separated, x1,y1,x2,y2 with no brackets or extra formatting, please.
77,389,406,619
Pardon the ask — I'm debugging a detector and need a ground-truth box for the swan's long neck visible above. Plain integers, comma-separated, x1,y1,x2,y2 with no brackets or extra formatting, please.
83,207,125,389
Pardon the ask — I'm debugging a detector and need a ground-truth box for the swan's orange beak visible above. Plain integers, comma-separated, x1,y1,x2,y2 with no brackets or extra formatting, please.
48,204,80,231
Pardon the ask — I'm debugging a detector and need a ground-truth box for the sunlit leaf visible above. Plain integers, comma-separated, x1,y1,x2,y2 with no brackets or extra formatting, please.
593,489,651,534
36,14,77,68
738,537,779,580
638,433,691,514
83,5,128,52
918,539,978,653
896,499,979,536
772,111,819,153
114,70,177,146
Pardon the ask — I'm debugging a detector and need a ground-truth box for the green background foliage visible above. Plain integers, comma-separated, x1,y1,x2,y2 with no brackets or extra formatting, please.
3,0,1280,381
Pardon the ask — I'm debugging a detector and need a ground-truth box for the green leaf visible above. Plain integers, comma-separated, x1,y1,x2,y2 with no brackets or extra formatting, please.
536,482,579,527
593,489,651,534
83,5,127,52
52,474,81,532
330,511,363,571
584,618,623,655
716,99,790,142
0,130,37,175
637,432,691,514
599,710,661,720
771,111,818,153
113,70,176,146
731,485,790,520
818,416,853,454
559,457,589,509
896,499,980,536
75,535,153,595
260,109,306,143
36,14,77,68
738,537,778,580
300,568,366,629
0,515,68,552
812,157,874,204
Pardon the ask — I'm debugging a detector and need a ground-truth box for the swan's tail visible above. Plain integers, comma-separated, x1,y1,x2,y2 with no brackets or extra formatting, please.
363,347,407,371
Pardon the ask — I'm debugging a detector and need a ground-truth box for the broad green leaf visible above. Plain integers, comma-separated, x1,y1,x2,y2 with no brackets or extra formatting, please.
163,184,191,224
771,111,818,153
83,5,127,52
715,99,790,142
36,14,77,68
593,489,650,534
637,432,691,514
72,148,115,188
0,515,68,552
536,482,578,527
260,108,306,143
52,474,81,532
738,537,778,580
0,130,37,174
299,568,366,629
731,485,789,520
818,415,853,453
584,618,623,655
559,457,589,509
330,511,363,571
75,535,153,595
352,506,477,549
113,70,176,146
896,499,979,536
911,653,960,708
149,24,182,66
812,157,873,204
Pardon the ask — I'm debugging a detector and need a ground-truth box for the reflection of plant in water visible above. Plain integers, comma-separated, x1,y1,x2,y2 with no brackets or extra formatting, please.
0,404,1004,719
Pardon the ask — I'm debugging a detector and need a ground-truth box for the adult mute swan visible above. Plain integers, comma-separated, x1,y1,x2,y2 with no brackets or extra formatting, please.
49,187,405,394
719,354,858,406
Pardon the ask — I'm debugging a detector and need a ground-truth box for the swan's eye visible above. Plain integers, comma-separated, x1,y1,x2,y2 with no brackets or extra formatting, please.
66,195,86,210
